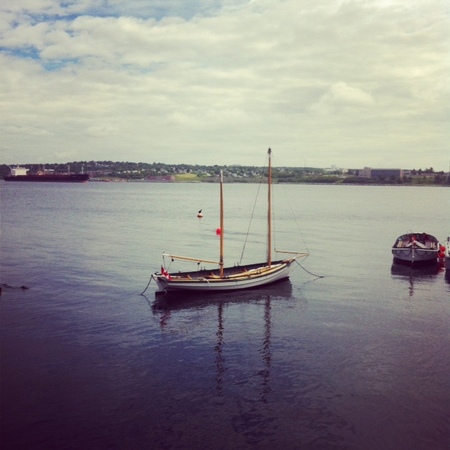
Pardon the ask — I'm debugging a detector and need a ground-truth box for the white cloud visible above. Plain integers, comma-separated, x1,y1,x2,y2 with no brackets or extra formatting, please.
0,0,449,169
311,82,375,114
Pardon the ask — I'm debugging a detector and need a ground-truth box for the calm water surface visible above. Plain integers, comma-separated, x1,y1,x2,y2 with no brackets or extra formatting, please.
1,181,449,450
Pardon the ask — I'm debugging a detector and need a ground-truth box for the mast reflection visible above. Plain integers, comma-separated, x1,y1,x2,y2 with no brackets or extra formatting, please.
260,296,272,402
215,301,225,396
151,281,293,402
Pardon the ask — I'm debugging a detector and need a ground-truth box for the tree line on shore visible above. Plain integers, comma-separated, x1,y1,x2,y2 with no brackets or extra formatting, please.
1,161,448,185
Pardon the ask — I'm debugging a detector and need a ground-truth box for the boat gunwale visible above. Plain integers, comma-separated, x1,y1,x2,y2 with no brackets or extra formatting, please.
153,259,296,293
172,262,291,282
158,258,296,283
392,232,439,249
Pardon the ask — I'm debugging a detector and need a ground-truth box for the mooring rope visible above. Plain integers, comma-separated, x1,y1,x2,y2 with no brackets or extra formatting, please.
140,274,154,296
295,259,325,279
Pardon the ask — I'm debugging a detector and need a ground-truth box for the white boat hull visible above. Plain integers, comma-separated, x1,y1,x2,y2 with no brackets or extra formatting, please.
154,259,295,293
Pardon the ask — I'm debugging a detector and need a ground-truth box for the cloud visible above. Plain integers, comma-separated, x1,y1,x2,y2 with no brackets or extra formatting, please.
311,82,375,113
0,0,449,169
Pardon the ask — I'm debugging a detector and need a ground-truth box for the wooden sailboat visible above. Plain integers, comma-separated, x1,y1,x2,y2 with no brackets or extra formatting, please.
153,148,308,293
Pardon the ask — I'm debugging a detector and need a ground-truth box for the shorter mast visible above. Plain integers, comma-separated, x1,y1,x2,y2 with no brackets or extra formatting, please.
219,170,224,278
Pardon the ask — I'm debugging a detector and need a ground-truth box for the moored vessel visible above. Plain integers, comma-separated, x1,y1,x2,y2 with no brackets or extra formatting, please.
4,166,89,183
391,232,441,265
151,148,308,294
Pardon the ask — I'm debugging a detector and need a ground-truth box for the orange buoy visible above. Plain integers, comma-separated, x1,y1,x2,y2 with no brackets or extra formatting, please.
216,228,221,235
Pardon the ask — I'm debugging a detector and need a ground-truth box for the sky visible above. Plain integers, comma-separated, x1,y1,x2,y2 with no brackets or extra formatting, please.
1,0,449,170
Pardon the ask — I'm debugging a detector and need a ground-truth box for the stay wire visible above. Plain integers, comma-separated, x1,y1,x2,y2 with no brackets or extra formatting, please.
239,153,269,265
277,180,324,278
280,183,311,255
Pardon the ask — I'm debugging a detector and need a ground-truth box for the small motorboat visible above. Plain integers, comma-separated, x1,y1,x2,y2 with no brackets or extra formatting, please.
392,232,441,265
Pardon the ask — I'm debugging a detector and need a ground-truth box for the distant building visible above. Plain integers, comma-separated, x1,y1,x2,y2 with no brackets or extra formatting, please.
324,165,348,174
358,167,403,180
358,167,372,178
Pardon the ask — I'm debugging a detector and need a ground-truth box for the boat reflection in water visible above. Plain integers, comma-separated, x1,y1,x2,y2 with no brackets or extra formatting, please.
152,278,293,309
151,280,293,400
391,262,442,296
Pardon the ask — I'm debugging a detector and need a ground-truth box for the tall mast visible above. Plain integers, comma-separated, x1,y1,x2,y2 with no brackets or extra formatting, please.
267,148,272,267
219,170,224,277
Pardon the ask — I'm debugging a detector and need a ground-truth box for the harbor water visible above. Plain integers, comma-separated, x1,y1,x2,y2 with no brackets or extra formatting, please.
1,181,449,449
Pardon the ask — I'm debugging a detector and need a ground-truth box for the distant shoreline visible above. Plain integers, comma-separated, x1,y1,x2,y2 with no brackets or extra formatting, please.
86,177,449,187
2,162,448,187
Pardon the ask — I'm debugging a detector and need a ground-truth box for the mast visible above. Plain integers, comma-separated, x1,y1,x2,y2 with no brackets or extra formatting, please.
267,148,272,267
219,170,224,277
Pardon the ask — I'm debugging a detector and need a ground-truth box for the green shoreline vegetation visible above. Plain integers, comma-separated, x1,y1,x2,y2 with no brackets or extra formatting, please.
1,162,448,186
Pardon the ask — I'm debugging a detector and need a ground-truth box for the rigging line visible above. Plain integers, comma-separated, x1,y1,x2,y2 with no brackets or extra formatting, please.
239,178,263,264
281,183,310,255
239,152,270,265
162,253,175,271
